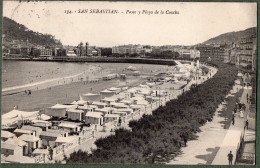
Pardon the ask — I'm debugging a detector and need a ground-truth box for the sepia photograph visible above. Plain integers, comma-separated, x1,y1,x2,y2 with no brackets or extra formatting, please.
0,1,257,165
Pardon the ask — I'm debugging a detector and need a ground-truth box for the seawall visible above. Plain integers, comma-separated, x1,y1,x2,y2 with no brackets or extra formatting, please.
3,56,177,66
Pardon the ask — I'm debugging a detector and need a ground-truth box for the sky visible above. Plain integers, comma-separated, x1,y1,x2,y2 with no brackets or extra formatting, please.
3,1,257,47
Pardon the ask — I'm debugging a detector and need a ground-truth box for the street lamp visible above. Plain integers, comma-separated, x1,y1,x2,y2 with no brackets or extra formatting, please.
159,86,161,107
223,101,227,129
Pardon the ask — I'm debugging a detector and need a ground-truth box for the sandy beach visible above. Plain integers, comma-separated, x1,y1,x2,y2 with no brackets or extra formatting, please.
1,62,169,114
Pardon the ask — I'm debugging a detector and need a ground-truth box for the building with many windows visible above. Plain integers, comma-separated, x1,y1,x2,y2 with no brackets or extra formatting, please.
239,36,254,69
197,44,229,62
112,45,143,56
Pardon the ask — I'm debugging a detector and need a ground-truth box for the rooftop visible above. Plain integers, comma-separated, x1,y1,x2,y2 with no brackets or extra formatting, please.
18,134,40,142
58,123,80,129
50,104,77,109
5,137,27,147
1,143,21,151
67,109,84,113
85,112,103,118
40,131,62,138
92,101,107,106
1,130,15,138
13,129,33,134
32,122,52,127
81,93,100,96
104,114,120,118
56,136,78,143
21,125,42,132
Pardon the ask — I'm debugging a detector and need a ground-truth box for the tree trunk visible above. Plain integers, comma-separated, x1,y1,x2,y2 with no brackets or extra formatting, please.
151,153,157,164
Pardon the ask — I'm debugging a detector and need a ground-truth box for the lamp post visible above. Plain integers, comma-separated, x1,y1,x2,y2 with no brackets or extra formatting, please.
223,101,227,129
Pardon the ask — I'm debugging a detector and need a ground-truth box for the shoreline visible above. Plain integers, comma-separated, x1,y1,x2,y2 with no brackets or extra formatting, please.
2,56,177,65
2,64,107,94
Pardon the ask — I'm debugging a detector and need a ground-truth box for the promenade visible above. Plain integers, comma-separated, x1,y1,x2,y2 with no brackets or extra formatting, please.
212,85,252,165
167,75,253,165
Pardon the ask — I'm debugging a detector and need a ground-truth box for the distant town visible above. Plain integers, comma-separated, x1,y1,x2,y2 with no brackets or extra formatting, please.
2,37,257,73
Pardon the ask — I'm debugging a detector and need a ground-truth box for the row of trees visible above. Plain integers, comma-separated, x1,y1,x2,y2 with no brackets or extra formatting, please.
111,51,180,59
146,50,180,59
66,62,238,164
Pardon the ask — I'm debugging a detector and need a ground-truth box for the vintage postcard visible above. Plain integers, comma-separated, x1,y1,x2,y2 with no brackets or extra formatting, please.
1,1,257,165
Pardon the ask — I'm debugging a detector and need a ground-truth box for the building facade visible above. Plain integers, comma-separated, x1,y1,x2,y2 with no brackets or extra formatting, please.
239,36,254,69
197,44,229,62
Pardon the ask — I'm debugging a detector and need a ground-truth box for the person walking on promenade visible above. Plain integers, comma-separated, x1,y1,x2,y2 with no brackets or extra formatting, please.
118,117,122,126
245,120,249,130
183,137,188,147
232,113,235,125
228,151,233,165
48,147,53,160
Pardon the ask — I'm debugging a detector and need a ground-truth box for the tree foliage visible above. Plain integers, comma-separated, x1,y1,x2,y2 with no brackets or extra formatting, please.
3,17,62,47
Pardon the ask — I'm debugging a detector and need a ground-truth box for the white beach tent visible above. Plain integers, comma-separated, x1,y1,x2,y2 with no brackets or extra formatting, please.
100,89,116,98
30,120,51,124
2,110,39,127
136,100,149,106
95,107,116,115
111,92,127,101
101,97,117,104
2,110,39,120
91,101,107,108
1,130,16,140
44,104,76,118
108,87,121,94
39,114,51,121
67,109,84,121
80,93,101,102
85,112,103,125
2,117,20,127
120,100,133,105
110,102,129,109
103,114,119,123
127,66,137,71
71,100,88,106
115,108,133,115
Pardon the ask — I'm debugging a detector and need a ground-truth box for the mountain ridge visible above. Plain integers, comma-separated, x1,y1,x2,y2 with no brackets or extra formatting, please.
202,27,257,45
2,17,62,47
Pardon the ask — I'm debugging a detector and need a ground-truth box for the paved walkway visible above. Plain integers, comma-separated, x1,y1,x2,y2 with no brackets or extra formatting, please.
212,86,252,165
167,80,247,165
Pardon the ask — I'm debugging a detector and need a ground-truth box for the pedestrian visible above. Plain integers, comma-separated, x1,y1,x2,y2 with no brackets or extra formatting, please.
232,115,235,125
118,117,122,126
48,147,53,160
228,151,233,165
245,120,249,129
240,110,244,118
183,137,187,147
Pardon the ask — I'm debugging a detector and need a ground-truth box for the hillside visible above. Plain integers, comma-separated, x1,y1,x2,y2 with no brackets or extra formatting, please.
203,27,257,45
2,17,62,47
